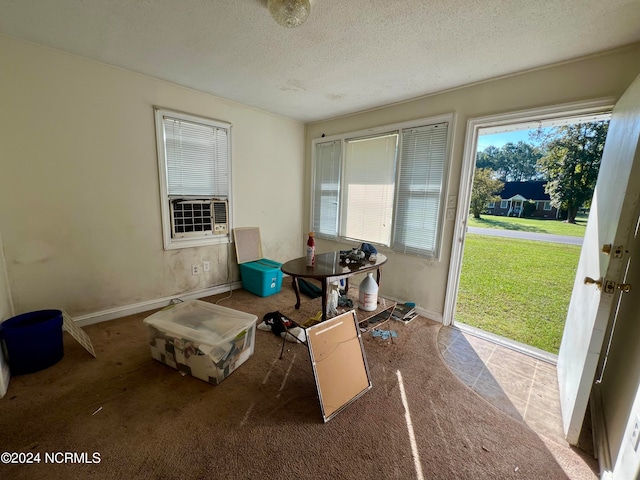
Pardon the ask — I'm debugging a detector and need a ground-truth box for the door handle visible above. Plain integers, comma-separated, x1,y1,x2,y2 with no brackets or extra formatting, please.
584,276,632,293
584,276,602,289
618,283,632,293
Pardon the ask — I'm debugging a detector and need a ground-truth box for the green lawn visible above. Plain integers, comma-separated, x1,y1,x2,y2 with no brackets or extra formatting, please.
456,234,581,354
468,214,587,237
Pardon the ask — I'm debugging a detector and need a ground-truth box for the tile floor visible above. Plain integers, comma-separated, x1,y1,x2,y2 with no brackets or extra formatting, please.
437,325,567,445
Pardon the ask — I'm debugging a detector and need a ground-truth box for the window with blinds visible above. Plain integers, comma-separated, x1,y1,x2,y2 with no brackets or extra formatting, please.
312,141,341,237
164,117,229,197
344,134,398,245
311,115,452,257
393,123,448,255
155,108,232,249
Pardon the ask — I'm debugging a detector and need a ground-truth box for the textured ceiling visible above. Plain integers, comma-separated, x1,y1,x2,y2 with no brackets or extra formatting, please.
1,0,640,122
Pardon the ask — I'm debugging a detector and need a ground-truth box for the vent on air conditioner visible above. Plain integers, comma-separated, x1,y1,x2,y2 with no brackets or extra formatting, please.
212,200,229,235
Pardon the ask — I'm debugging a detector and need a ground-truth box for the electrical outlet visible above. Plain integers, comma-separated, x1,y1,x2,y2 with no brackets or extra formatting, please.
631,415,640,451
192,264,200,275
203,260,210,272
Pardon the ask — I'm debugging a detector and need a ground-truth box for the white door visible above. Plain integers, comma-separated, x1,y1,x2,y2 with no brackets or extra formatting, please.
558,74,640,445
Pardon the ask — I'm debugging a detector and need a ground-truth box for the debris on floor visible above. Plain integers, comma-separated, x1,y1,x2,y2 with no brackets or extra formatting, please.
371,329,397,340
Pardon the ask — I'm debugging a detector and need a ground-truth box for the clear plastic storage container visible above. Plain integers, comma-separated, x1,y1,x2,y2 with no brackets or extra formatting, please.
143,300,257,385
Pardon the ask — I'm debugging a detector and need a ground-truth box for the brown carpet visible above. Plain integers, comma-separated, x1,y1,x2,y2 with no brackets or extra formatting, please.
0,285,588,479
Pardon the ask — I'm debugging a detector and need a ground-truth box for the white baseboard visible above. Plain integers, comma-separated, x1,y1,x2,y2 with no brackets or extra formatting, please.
72,283,444,329
415,306,442,323
73,282,243,327
381,295,442,323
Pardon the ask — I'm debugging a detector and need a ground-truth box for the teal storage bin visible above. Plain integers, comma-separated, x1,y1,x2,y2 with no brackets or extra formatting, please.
239,259,283,297
234,227,283,297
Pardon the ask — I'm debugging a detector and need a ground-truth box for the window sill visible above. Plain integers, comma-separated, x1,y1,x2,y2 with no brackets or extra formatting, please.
163,235,230,250
314,234,439,260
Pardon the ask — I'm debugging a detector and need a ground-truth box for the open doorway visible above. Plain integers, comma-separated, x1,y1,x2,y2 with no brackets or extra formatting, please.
443,99,613,360
442,85,640,465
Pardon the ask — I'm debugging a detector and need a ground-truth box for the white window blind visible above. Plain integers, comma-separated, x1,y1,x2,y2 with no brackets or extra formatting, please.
310,114,452,258
393,123,448,255
312,141,341,237
344,134,398,245
163,117,229,197
156,108,232,250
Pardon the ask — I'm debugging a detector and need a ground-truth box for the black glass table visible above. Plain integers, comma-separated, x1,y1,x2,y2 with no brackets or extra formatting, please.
281,252,387,320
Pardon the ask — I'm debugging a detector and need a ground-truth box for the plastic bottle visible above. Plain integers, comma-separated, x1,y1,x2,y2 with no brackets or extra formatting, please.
306,232,316,267
358,272,378,311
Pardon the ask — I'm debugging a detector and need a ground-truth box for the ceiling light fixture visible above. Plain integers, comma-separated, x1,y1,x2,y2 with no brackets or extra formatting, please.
268,0,311,28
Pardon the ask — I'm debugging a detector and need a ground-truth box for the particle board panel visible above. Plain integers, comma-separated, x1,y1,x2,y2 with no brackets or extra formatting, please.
306,310,372,422
233,227,263,264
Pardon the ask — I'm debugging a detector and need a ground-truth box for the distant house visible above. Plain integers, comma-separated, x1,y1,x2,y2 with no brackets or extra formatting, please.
487,181,559,219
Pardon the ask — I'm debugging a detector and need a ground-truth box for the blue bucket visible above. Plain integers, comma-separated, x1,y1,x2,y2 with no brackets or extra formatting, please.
1,310,64,375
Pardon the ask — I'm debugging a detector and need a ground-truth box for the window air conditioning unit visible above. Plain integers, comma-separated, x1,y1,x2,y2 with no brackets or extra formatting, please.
170,198,228,238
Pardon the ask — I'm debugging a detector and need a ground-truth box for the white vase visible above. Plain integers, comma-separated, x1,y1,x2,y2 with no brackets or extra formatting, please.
358,272,378,311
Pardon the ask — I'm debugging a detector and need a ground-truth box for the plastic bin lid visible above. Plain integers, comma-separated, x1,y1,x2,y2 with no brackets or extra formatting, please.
143,300,257,346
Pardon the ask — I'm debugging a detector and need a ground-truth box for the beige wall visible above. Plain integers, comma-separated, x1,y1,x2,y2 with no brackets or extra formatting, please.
305,43,640,319
2,32,640,324
0,35,305,317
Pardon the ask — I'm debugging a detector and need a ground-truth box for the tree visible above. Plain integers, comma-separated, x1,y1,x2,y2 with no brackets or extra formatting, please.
475,141,543,182
470,168,504,219
536,121,609,223
476,145,501,170
502,142,543,182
